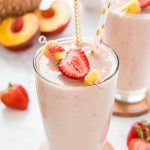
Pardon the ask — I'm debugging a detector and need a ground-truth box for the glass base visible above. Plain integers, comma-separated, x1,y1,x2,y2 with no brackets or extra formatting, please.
116,88,148,103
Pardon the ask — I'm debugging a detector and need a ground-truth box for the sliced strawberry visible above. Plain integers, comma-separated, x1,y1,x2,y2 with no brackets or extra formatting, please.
58,49,90,79
129,138,150,150
46,43,65,56
139,0,150,8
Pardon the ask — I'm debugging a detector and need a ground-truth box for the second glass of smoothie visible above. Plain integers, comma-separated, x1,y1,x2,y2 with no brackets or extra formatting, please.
34,38,119,150
104,0,150,103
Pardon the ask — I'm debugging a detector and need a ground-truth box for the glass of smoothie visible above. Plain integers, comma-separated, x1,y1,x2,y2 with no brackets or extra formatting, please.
103,0,150,103
33,37,119,150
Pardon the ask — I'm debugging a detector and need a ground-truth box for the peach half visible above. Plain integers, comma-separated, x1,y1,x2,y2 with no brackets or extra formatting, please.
35,1,71,36
0,13,40,51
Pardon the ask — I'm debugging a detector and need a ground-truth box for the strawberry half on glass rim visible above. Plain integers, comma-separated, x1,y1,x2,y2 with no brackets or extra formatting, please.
58,49,90,79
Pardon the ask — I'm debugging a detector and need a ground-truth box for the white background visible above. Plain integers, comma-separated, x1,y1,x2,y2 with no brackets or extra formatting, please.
0,0,150,150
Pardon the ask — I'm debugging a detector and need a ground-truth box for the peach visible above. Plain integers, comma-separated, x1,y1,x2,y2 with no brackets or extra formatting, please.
35,1,71,36
0,13,40,51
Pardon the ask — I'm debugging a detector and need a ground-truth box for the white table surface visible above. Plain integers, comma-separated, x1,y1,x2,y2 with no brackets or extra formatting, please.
0,1,150,150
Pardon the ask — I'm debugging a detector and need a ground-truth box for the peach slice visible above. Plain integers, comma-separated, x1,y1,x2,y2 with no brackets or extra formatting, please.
35,1,71,36
119,0,141,14
0,13,40,51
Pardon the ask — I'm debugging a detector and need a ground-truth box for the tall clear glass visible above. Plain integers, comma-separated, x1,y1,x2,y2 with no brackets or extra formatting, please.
33,38,119,150
103,5,150,103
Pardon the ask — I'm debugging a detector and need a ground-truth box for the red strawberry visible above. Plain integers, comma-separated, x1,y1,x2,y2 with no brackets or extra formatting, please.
58,49,90,79
127,121,150,146
127,122,141,145
129,138,150,150
139,0,150,8
1,83,29,110
46,44,65,56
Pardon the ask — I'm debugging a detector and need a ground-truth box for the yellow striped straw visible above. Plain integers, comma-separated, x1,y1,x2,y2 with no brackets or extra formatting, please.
94,0,112,51
74,0,82,44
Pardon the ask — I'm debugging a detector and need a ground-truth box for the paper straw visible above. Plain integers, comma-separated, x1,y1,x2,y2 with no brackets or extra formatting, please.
94,0,112,50
74,0,82,44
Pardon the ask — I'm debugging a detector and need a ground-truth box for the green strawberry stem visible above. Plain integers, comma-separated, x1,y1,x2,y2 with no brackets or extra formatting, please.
8,83,13,88
146,127,150,142
136,126,144,140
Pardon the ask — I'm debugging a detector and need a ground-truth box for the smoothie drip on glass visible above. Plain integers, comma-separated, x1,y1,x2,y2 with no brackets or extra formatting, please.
103,0,150,102
34,38,119,150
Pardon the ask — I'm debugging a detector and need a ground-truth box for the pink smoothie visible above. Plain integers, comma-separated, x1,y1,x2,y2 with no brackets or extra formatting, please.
103,1,150,102
34,39,119,150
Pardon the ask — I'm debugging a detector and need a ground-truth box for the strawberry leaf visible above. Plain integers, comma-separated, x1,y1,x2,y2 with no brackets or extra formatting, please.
136,126,144,139
8,83,13,89
146,127,150,142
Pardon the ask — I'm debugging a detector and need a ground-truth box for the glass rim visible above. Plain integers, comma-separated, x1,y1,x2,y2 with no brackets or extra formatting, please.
33,37,119,87
110,7,150,18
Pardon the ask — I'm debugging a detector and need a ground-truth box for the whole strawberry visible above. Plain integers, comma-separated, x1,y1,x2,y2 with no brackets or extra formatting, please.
1,83,29,110
127,120,150,150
